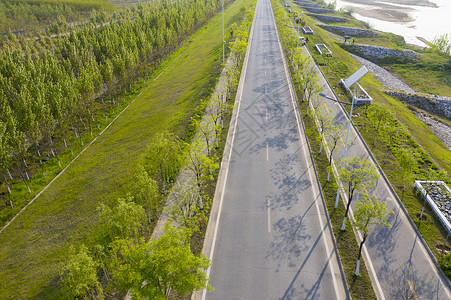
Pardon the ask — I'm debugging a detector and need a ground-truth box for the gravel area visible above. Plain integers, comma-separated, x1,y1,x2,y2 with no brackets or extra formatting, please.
350,53,416,93
414,113,451,150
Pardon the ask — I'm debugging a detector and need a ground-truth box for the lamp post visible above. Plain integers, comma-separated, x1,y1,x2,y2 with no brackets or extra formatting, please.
295,12,304,48
318,66,369,212
222,0,225,64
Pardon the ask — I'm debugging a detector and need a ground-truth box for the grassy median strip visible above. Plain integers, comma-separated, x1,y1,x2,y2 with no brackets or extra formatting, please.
0,0,251,297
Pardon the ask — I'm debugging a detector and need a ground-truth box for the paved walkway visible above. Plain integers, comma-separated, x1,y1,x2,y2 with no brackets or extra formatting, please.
300,43,451,299
196,0,347,298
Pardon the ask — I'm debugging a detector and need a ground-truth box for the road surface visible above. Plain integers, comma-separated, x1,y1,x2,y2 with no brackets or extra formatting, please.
201,0,348,298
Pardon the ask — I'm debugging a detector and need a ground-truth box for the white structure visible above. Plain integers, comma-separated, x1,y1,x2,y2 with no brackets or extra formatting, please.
415,181,451,235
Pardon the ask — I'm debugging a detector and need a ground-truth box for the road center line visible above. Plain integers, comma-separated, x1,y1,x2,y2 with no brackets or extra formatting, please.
266,142,269,161
267,198,271,233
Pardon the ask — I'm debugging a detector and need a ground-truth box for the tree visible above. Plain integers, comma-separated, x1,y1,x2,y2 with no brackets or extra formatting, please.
292,54,321,115
60,245,102,299
193,116,214,155
0,121,12,198
169,178,209,237
339,156,379,230
144,131,186,193
108,225,212,299
368,105,386,147
185,139,218,209
325,122,344,181
131,165,162,224
98,195,147,241
398,148,417,196
314,104,332,154
382,123,398,164
353,195,392,276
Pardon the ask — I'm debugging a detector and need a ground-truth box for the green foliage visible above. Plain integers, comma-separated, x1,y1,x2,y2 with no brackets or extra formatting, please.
98,195,148,242
131,165,162,224
0,0,112,33
354,195,392,237
169,180,210,237
0,0,254,296
439,253,451,279
143,131,187,190
0,0,228,226
108,225,212,299
339,156,379,202
60,245,102,299
429,34,451,56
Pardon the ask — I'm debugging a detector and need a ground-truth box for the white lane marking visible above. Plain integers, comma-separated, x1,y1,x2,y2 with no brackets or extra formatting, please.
266,142,269,161
267,198,271,233
266,107,269,121
269,0,342,297
200,0,259,299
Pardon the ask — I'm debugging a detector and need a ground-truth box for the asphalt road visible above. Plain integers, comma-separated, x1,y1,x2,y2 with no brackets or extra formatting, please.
203,0,347,298
304,46,451,298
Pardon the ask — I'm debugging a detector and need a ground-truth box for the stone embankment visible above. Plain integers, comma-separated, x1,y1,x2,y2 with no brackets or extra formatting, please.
302,7,335,14
415,113,451,150
307,13,348,23
293,1,320,8
387,91,451,119
351,44,419,61
318,25,378,37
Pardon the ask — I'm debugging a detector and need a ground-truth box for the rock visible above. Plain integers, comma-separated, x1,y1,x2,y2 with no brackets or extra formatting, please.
306,13,348,23
318,25,378,37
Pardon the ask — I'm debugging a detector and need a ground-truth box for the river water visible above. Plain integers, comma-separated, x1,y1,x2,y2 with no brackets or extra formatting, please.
324,0,451,47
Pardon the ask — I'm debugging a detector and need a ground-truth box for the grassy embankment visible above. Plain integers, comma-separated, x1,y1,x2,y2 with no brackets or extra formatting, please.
0,0,252,297
272,2,377,299
287,0,451,276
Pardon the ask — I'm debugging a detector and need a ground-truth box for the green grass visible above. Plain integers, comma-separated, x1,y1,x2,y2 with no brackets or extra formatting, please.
0,0,251,297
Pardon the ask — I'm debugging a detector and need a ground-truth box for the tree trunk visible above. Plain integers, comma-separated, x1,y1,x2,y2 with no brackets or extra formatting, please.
341,194,353,231
4,175,11,194
355,234,367,276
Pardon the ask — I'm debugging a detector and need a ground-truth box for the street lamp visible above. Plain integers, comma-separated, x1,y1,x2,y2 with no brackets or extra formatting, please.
318,66,369,216
295,12,304,48
222,0,225,64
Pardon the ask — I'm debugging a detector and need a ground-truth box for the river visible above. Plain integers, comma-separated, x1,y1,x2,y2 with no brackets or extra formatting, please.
324,0,451,47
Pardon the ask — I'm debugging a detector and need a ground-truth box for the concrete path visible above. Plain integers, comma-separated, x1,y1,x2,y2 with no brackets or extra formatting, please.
301,35,451,300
